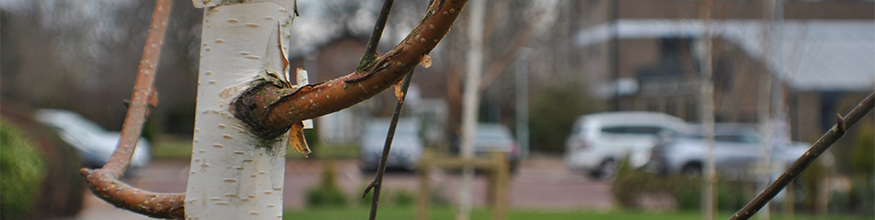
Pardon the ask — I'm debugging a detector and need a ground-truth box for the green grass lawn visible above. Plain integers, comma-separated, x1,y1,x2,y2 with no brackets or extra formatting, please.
150,137,194,159
284,206,872,220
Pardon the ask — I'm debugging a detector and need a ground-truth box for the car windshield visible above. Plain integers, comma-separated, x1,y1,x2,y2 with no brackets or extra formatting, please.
476,131,512,144
674,125,760,144
365,128,417,138
600,126,664,135
363,119,419,140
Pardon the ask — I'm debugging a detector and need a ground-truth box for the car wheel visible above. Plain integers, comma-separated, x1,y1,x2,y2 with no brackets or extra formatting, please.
681,163,702,179
508,160,518,174
590,159,618,180
360,164,377,174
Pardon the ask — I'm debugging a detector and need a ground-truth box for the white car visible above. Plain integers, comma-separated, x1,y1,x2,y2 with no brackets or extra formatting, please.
34,109,151,169
564,111,686,179
359,118,424,172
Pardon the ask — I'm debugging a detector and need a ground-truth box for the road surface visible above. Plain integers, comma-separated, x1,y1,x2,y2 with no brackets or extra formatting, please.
77,154,613,219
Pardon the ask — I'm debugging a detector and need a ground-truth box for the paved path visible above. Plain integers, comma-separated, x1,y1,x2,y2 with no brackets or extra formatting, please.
77,155,613,219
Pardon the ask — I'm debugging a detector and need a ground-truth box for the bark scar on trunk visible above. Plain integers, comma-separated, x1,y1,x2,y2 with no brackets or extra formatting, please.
231,78,295,141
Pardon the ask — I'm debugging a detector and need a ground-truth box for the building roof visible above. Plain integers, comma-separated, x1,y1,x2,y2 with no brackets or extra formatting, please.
576,19,875,91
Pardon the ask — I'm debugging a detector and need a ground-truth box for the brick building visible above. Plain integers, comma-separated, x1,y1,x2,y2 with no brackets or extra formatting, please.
574,0,874,141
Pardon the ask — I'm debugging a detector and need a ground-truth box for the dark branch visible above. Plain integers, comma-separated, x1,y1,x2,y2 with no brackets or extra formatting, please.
366,70,415,220
357,0,396,72
79,0,186,218
730,91,875,220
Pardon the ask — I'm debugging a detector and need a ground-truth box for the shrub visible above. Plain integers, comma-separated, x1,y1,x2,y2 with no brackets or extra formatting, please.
828,123,874,216
611,156,681,208
529,83,603,153
673,180,701,210
306,161,348,208
830,176,875,216
307,187,348,208
392,189,415,207
430,185,451,207
0,121,46,219
611,156,753,211
798,155,829,212
849,125,874,179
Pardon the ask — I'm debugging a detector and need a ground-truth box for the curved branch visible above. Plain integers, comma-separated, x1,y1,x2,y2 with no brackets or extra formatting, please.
101,0,171,178
234,0,469,139
81,169,185,219
79,0,185,218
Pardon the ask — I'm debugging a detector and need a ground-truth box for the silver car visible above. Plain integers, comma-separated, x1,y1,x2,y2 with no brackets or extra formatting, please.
34,109,151,169
473,123,520,172
647,123,823,180
359,118,424,172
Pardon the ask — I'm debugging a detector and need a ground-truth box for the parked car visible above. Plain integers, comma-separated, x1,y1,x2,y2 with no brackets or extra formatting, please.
646,123,828,180
563,111,687,179
472,123,520,172
359,118,424,172
33,109,151,169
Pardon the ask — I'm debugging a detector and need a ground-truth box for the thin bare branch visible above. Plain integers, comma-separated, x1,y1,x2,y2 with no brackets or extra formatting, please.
477,20,535,92
358,0,396,72
79,0,186,218
365,70,415,220
476,4,544,92
730,91,875,220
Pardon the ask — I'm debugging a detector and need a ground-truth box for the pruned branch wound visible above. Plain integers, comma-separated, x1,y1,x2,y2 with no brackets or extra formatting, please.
232,0,468,138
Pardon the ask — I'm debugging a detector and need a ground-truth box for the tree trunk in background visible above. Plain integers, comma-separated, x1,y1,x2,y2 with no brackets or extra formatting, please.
699,0,716,220
458,0,485,220
186,1,296,219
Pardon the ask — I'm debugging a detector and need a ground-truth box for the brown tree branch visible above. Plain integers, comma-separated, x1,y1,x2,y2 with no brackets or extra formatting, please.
81,169,185,219
477,20,535,92
78,0,186,219
100,0,170,178
730,91,875,220
481,2,508,39
233,0,469,139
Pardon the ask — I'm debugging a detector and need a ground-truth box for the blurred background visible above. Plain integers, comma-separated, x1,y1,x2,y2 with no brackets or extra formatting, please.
1,0,873,219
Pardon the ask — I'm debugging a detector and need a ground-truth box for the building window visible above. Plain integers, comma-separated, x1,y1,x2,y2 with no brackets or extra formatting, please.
713,57,733,92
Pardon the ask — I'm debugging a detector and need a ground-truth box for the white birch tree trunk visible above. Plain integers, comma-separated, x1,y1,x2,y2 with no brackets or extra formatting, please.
457,1,485,220
186,1,296,219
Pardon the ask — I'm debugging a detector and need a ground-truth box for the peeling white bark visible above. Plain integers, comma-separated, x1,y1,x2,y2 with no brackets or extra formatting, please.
186,2,294,219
